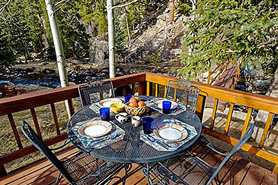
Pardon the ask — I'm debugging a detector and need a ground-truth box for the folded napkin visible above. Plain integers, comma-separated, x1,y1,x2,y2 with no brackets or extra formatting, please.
89,102,102,113
140,119,197,151
146,98,187,115
72,118,125,149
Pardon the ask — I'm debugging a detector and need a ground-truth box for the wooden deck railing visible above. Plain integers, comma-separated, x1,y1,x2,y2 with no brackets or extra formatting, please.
0,73,146,177
145,72,278,174
0,72,278,177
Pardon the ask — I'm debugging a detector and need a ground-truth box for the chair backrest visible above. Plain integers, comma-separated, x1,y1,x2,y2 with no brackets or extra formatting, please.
205,123,255,185
165,80,199,112
78,80,115,107
21,121,75,184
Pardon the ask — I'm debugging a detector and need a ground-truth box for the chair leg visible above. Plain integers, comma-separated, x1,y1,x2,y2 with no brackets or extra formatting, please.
54,173,63,185
121,163,132,185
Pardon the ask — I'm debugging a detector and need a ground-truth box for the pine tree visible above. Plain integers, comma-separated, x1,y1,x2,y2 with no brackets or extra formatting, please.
179,0,278,79
0,30,15,68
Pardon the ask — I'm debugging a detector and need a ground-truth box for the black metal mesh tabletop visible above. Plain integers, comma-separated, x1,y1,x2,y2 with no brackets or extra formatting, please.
67,96,202,163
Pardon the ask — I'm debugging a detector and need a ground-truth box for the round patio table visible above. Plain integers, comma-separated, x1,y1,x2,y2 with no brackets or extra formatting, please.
67,96,202,164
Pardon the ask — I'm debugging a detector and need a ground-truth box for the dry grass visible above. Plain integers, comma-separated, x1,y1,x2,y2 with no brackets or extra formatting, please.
0,98,82,173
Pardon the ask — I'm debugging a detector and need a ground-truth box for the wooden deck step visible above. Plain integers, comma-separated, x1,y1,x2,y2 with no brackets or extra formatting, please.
0,144,277,185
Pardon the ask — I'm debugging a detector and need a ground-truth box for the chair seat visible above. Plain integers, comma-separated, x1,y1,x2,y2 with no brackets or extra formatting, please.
153,141,216,185
63,152,123,185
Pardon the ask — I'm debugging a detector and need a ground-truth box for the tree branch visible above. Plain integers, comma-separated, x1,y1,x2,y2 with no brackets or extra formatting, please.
0,0,11,15
53,0,71,15
54,0,68,7
111,0,138,10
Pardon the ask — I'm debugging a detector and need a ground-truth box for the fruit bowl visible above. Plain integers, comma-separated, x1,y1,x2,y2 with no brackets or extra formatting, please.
125,102,147,116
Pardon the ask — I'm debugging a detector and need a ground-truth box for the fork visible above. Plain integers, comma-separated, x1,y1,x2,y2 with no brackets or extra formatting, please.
93,134,121,145
146,135,171,149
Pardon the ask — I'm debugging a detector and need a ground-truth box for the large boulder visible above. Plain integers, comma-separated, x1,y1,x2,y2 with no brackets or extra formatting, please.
90,37,109,65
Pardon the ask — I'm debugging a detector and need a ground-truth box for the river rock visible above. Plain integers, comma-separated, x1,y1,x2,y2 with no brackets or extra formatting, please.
38,62,49,66
42,68,55,74
247,78,272,94
72,59,88,64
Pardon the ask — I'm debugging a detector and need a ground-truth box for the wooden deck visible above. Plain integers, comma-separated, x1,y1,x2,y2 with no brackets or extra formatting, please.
0,142,277,185
1,72,278,183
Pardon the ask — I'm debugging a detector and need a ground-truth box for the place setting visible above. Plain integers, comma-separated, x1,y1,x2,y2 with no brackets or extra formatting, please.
72,107,125,149
89,97,124,113
146,98,187,115
140,119,198,151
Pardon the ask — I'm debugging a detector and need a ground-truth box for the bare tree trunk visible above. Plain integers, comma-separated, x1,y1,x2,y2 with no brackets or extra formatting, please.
45,0,71,117
124,7,131,47
107,0,115,78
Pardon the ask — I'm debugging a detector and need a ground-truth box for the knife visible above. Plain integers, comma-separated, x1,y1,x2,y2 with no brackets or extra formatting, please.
144,135,171,150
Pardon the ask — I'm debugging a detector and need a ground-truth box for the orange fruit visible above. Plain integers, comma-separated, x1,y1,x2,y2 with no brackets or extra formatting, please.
138,101,145,107
129,97,138,103
129,101,138,108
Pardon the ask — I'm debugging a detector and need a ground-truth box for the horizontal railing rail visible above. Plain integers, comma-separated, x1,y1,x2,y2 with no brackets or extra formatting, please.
0,72,146,177
1,72,278,177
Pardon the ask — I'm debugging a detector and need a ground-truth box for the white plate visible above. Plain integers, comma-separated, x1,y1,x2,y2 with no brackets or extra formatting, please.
153,119,188,142
157,100,178,110
78,120,112,138
99,98,123,107
159,128,182,141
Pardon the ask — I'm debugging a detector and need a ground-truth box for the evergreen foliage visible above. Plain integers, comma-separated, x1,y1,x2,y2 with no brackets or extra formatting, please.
0,0,164,67
179,0,278,79
114,14,127,52
56,1,89,59
0,30,15,68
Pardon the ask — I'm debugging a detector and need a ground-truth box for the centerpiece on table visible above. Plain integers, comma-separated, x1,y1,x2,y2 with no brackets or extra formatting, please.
125,97,146,116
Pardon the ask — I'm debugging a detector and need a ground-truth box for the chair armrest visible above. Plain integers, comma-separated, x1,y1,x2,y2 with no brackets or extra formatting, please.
50,139,70,151
200,137,228,156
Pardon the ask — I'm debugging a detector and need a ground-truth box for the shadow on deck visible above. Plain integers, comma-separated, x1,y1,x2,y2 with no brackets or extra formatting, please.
1,141,277,185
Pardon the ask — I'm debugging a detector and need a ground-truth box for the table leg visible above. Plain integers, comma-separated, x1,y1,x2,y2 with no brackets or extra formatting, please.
147,162,151,185
141,162,167,185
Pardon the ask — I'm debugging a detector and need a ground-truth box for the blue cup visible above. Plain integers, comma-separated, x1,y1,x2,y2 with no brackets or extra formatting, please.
162,101,172,114
124,94,132,103
100,107,110,121
142,117,154,134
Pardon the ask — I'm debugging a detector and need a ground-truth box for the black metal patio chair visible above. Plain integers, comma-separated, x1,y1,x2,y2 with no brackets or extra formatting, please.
21,121,128,185
78,81,115,107
152,123,255,185
165,80,199,112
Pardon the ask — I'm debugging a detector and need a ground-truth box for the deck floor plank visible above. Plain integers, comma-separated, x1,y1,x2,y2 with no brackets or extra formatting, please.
0,145,277,185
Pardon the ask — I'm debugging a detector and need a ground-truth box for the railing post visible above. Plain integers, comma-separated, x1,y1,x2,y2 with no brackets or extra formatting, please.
146,82,152,96
0,165,7,177
67,99,75,117
195,95,206,122
138,82,146,95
